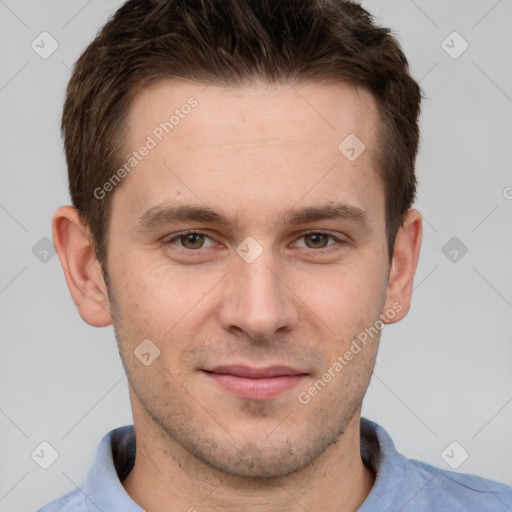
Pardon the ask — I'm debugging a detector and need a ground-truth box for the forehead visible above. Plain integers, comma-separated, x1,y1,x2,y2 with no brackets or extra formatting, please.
115,79,384,228
127,79,378,149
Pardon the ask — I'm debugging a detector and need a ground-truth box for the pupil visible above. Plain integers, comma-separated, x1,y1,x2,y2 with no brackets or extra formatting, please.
184,233,203,248
307,234,327,248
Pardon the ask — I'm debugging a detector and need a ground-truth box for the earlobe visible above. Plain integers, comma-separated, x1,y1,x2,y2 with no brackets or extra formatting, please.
52,205,113,327
383,209,423,324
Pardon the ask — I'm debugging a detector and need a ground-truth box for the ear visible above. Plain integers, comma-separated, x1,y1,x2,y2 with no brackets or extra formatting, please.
52,205,112,327
383,209,422,324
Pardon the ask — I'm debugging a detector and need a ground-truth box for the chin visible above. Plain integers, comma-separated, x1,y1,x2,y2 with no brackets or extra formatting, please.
202,442,312,479
184,424,346,480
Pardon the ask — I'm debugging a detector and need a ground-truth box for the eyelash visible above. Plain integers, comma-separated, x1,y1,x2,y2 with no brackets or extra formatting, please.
162,230,345,251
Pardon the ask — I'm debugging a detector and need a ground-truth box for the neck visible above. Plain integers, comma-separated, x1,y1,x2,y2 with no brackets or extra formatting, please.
122,407,374,512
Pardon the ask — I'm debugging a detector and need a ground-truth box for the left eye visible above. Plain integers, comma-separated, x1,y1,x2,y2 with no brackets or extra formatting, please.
296,233,337,249
167,232,216,249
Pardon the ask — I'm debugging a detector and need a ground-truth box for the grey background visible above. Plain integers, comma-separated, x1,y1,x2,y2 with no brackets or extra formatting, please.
0,0,511,510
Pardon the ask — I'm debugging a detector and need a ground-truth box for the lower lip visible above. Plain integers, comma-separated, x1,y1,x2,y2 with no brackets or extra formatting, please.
204,372,306,400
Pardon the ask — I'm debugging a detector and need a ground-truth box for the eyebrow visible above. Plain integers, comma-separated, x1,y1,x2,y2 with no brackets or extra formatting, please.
134,202,370,232
282,203,369,229
134,204,232,231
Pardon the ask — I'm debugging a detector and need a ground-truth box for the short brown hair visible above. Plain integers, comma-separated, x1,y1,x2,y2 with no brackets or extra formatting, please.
62,0,422,265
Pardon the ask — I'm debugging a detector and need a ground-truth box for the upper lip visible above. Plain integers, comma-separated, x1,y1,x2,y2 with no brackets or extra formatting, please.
203,365,307,379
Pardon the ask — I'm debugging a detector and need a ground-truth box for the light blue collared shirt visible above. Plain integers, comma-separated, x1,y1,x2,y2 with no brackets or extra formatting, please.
37,418,512,511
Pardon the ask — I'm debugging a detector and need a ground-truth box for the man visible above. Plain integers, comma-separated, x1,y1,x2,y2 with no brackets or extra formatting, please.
39,0,512,510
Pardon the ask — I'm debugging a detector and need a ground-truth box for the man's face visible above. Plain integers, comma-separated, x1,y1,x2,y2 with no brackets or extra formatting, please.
106,80,391,478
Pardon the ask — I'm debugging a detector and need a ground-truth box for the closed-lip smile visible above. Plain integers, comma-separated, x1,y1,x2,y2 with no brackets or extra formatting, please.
202,365,308,400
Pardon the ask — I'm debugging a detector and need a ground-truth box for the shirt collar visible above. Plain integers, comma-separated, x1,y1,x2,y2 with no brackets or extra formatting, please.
81,425,143,511
359,417,408,511
81,418,405,511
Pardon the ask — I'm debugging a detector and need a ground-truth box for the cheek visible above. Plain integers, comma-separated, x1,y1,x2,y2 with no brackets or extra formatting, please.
308,257,387,327
108,256,216,351
111,254,173,308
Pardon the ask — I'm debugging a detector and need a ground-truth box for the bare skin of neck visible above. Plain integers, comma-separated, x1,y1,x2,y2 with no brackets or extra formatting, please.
122,403,375,512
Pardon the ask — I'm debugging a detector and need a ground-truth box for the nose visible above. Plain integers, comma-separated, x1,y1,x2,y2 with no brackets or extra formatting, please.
219,250,299,341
